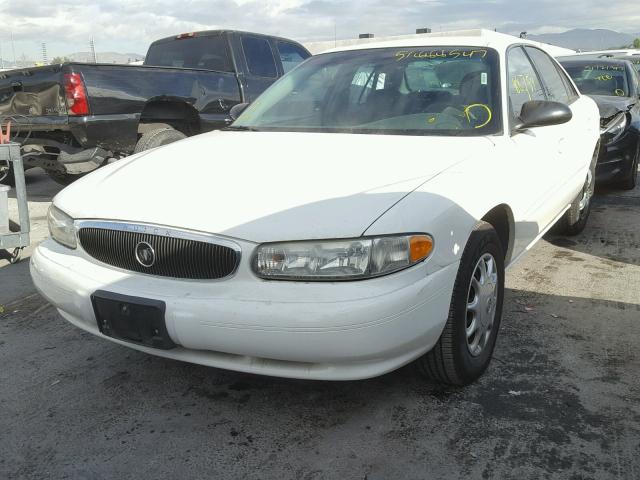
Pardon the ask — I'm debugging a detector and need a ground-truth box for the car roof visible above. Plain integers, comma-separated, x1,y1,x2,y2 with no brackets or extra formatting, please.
559,58,631,68
149,30,307,48
321,29,567,55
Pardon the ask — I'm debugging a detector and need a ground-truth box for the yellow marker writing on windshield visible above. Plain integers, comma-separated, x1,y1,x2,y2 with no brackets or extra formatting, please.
395,49,488,61
464,104,492,129
614,89,625,97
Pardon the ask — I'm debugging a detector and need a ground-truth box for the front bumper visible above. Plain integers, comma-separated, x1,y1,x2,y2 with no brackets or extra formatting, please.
596,132,639,184
30,238,458,381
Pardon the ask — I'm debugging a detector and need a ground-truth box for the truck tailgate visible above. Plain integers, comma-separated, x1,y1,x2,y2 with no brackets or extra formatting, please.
0,65,67,119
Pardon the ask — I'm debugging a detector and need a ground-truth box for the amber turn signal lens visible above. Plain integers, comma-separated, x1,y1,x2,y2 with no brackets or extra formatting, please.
409,235,433,262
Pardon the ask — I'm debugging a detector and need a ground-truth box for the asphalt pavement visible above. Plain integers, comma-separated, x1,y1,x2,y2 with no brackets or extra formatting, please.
1,169,639,480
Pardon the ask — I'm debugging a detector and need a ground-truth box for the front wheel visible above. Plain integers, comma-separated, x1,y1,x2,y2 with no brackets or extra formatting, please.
47,170,91,186
0,161,15,186
615,143,638,191
417,221,505,386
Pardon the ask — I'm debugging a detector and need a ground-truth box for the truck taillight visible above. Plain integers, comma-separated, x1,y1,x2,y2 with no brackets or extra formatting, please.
63,73,89,116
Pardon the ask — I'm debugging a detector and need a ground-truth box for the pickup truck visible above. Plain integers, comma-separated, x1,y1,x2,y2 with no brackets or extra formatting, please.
0,30,311,185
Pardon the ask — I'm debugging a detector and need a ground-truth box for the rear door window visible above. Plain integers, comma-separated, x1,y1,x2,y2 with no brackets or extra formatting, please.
507,46,546,120
277,42,310,73
242,36,278,78
145,35,232,71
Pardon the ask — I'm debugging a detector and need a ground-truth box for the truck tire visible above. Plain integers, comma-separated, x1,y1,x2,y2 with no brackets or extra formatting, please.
0,162,15,187
47,170,89,186
134,127,186,154
417,221,505,386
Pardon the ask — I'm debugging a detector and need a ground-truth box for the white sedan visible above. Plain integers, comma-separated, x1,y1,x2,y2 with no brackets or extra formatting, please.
31,30,600,385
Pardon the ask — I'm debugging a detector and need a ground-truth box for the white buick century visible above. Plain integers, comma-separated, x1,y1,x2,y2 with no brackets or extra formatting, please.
31,30,600,385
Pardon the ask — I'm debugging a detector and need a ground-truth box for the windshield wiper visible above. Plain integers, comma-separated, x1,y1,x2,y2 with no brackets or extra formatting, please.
224,125,260,132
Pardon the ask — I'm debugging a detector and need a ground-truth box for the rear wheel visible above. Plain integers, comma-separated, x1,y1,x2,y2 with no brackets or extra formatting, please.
134,127,186,154
562,160,596,236
417,221,505,386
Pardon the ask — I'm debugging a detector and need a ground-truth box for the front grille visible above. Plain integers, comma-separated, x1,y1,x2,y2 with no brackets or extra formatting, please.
78,227,240,280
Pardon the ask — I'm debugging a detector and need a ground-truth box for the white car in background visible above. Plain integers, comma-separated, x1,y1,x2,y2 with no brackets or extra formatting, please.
32,30,600,385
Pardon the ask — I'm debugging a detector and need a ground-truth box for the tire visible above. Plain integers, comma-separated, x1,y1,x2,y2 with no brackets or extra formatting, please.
615,144,638,191
417,221,505,386
562,150,597,236
0,162,15,186
134,127,186,154
47,170,88,186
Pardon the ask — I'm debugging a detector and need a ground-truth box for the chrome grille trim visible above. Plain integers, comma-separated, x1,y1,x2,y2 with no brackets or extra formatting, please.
76,220,241,280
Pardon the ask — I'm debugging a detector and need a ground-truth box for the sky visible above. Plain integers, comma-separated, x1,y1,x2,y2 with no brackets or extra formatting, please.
0,0,639,60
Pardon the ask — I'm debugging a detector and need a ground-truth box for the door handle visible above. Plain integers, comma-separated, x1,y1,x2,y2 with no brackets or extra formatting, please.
558,137,566,155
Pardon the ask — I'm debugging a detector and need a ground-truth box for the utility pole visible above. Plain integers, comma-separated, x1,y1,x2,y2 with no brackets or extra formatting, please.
10,32,17,67
0,40,4,69
41,42,48,65
89,38,97,63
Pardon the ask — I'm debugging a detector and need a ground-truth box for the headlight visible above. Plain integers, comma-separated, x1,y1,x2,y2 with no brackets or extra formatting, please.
253,234,433,281
47,205,77,249
600,112,628,145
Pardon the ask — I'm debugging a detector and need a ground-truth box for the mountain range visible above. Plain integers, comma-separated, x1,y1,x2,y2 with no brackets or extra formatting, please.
528,29,640,51
67,51,145,64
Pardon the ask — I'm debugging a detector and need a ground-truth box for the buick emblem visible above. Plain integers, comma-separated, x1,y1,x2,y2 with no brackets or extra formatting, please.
135,241,156,268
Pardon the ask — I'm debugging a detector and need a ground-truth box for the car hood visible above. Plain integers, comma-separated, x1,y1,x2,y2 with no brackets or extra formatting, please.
590,95,636,119
55,131,490,243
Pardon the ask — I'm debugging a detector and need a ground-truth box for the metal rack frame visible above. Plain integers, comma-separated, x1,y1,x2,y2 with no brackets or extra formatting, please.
0,143,30,263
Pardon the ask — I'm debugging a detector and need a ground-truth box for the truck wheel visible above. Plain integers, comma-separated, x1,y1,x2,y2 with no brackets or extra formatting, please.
416,221,505,386
0,162,15,186
134,127,186,154
47,170,89,186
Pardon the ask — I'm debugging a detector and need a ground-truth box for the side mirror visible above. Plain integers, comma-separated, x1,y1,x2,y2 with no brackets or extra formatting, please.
229,103,250,121
514,100,572,131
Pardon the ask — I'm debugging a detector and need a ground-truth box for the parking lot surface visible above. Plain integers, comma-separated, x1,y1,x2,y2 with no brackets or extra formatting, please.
1,170,639,480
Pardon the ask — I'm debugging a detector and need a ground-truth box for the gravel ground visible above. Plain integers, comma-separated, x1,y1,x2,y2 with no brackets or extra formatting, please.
1,170,639,480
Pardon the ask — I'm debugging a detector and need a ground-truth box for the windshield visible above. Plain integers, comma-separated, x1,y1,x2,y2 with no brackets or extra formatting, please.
233,46,502,136
561,62,630,97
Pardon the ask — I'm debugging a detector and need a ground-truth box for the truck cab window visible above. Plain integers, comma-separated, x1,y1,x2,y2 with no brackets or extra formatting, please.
242,36,278,78
145,35,232,71
277,42,311,73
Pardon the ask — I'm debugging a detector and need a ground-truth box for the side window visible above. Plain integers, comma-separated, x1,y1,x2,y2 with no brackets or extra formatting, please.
524,47,573,104
630,66,640,97
241,36,277,78
555,64,580,102
277,42,310,73
507,47,546,119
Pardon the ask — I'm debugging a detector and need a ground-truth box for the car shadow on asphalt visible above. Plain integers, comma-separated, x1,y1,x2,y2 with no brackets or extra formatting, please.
2,286,639,479
7,167,64,202
545,186,640,267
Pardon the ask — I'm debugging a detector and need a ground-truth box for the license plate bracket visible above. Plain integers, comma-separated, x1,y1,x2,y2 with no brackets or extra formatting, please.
91,290,176,350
